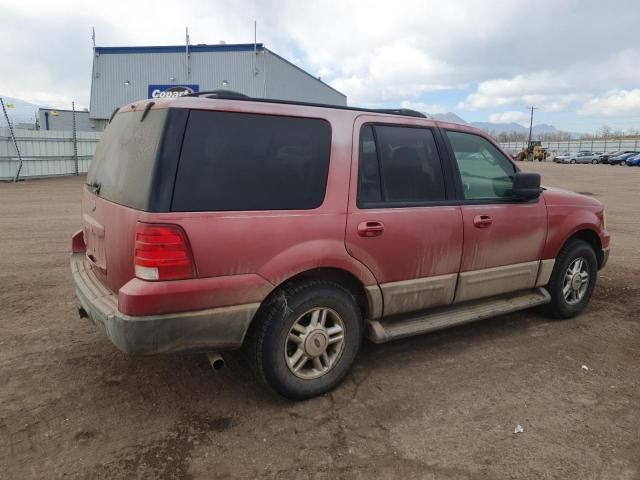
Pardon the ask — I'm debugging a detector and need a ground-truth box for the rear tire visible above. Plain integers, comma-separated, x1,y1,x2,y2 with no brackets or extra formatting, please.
246,281,363,400
545,239,598,319
592,159,598,164
570,159,576,164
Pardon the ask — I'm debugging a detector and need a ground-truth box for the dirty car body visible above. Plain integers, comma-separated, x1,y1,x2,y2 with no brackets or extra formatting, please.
71,95,610,399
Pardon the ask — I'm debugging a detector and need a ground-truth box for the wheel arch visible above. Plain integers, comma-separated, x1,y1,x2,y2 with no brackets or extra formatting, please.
265,266,379,318
245,267,382,347
567,229,604,268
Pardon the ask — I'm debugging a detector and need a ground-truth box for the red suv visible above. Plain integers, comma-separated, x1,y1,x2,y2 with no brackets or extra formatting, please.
71,92,610,399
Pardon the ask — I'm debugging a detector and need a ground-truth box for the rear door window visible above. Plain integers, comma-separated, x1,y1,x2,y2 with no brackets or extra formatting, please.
86,109,167,210
172,111,332,212
357,124,446,207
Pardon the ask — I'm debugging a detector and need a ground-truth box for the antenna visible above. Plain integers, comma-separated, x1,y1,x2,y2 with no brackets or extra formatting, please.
253,20,259,75
185,27,191,80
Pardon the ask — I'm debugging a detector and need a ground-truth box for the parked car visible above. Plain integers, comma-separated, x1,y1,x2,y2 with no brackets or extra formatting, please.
555,151,600,164
624,153,640,166
553,152,573,163
71,92,610,399
609,151,639,165
599,151,635,164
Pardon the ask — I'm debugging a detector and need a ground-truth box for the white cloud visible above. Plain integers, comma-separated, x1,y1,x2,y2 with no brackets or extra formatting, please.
578,89,640,117
488,111,528,125
400,101,449,115
329,45,464,105
0,0,639,123
458,71,590,112
458,49,640,113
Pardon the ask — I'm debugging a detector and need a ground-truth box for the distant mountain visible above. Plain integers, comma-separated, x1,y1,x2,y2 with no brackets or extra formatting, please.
0,96,40,127
423,112,561,135
429,112,468,125
469,121,559,136
530,124,559,134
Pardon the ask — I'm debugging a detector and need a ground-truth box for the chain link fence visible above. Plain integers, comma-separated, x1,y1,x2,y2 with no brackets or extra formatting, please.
0,127,100,180
499,138,640,158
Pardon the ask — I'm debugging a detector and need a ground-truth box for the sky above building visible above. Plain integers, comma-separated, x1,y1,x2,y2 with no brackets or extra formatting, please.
1,0,638,133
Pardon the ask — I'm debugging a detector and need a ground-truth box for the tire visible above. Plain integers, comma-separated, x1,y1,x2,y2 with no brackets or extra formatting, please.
592,159,598,164
570,159,576,164
545,239,598,319
245,281,363,400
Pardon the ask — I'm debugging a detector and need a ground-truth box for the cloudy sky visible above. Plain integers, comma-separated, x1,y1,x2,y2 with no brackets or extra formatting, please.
1,0,639,132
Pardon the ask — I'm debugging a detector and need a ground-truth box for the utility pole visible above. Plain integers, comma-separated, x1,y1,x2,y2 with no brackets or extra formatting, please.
72,101,78,176
526,105,538,145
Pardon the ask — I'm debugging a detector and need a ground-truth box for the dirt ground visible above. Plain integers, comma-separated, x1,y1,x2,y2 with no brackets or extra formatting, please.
0,162,638,479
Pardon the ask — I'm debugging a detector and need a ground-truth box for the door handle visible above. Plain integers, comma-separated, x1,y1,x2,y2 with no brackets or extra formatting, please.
358,221,384,237
473,215,492,228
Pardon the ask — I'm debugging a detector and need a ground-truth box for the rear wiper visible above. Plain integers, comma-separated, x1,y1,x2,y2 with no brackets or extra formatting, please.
86,181,101,195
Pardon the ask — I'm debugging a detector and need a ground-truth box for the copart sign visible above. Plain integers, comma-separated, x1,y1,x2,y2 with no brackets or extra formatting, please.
148,84,199,99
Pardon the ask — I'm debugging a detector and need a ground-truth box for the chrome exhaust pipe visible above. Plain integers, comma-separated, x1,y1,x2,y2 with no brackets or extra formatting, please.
206,352,225,371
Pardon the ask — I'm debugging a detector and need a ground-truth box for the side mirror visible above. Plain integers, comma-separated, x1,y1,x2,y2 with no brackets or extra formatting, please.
512,172,542,200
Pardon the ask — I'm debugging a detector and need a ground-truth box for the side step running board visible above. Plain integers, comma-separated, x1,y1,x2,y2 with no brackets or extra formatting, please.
367,288,551,343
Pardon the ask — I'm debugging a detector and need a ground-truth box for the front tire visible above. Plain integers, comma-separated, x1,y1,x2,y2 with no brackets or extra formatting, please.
545,239,598,319
570,159,577,164
246,281,363,400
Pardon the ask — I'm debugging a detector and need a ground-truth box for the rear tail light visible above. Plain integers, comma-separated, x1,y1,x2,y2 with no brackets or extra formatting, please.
134,223,195,281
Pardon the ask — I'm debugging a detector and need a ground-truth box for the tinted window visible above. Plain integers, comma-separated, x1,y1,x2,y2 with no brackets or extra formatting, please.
357,125,446,206
447,131,516,200
87,109,167,210
357,126,382,204
172,111,331,211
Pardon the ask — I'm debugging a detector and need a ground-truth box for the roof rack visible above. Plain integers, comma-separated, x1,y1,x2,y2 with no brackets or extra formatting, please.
183,90,251,99
181,90,427,118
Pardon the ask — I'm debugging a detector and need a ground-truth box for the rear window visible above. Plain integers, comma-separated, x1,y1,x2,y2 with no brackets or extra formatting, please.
87,109,167,210
171,111,332,212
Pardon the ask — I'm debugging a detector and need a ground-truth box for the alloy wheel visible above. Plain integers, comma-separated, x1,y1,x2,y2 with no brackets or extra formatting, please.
562,257,590,305
284,307,346,380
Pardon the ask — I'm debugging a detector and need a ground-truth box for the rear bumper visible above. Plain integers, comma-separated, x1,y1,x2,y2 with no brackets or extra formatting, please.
70,253,259,354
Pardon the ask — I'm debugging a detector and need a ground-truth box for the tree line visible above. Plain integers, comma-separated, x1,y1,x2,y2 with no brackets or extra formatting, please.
487,126,640,143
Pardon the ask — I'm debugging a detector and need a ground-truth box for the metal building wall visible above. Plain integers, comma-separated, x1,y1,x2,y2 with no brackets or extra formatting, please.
91,49,192,119
90,44,346,120
38,109,99,132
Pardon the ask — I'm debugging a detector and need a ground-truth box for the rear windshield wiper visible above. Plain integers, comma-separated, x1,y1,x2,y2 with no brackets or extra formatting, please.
86,181,101,195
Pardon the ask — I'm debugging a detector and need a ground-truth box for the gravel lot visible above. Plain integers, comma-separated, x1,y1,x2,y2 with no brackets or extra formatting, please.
1,162,639,479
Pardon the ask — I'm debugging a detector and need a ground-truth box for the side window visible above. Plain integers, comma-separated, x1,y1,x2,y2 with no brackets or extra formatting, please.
446,131,516,200
357,125,446,206
172,111,332,211
358,126,382,204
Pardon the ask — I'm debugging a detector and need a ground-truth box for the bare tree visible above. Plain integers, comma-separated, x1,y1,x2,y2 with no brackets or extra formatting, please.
597,125,612,138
